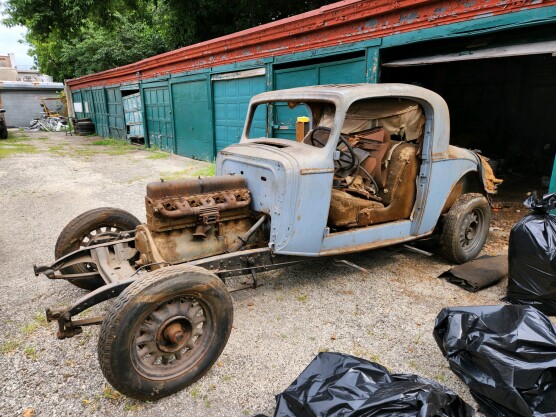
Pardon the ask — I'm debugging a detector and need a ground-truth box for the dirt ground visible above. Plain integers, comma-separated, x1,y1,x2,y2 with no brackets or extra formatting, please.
0,130,547,416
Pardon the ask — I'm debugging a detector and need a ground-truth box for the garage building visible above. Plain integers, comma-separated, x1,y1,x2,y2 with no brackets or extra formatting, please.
65,0,556,178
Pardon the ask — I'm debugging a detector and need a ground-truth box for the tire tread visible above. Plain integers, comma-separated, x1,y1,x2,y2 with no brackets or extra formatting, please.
441,193,490,264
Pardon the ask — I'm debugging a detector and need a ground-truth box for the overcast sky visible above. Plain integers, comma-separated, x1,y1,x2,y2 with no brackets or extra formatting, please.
0,9,35,68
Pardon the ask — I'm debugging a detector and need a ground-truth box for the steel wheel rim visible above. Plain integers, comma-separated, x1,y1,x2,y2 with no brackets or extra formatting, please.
79,226,122,271
131,294,214,380
458,208,485,255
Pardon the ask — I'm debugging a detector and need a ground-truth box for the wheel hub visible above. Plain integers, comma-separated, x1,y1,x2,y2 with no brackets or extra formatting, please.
133,297,207,375
157,317,192,353
465,222,477,241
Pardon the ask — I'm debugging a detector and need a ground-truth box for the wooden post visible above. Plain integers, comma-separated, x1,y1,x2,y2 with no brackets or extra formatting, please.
296,116,310,142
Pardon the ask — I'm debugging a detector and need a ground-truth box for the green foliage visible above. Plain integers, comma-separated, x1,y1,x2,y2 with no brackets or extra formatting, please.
2,0,337,81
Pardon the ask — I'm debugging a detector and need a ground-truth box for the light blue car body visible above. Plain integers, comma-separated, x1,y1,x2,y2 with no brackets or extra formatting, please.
217,84,489,257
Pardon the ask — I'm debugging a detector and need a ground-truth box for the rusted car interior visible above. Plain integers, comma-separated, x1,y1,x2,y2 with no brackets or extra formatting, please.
292,98,425,229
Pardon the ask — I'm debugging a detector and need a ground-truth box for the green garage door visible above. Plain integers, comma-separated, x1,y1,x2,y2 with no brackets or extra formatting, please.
172,79,213,160
213,71,266,152
273,57,366,139
92,88,109,137
105,87,125,139
143,86,174,151
81,89,95,121
71,91,84,119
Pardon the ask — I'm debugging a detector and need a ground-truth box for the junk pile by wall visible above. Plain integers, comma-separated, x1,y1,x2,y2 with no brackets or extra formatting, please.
272,352,473,417
28,97,69,132
434,305,556,417
506,192,556,315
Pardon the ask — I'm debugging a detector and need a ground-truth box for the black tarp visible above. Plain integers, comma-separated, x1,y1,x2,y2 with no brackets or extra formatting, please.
434,305,556,417
274,352,473,417
506,193,556,315
439,255,508,292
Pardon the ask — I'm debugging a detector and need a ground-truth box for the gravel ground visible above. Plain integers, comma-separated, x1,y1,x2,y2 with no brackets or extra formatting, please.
0,130,521,416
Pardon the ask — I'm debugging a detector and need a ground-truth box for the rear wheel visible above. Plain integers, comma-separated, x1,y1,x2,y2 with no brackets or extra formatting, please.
55,207,141,290
98,265,233,400
441,193,491,264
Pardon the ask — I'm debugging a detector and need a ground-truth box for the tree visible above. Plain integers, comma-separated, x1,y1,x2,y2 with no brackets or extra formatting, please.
2,0,338,80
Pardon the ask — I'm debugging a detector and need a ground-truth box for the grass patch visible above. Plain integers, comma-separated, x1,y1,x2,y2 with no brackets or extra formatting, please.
189,386,200,398
146,151,170,160
191,163,216,177
0,340,21,354
434,372,448,383
91,138,124,146
296,294,308,304
123,400,143,412
159,162,216,181
23,346,38,360
102,385,122,401
6,130,32,140
21,322,39,335
88,138,138,156
159,169,190,181
0,141,37,158
34,312,48,326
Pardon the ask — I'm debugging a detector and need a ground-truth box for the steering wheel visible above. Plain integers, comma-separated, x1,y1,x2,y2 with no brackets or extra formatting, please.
309,126,357,175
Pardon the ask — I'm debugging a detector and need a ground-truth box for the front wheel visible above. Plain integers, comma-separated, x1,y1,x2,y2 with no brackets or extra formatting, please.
441,193,491,264
97,265,233,400
55,207,141,290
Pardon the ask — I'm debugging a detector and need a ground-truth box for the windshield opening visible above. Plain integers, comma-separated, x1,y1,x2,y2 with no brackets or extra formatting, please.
245,101,336,144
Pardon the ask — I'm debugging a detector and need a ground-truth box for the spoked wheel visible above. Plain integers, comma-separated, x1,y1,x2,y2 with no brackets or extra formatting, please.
55,207,141,290
441,193,491,264
98,265,233,400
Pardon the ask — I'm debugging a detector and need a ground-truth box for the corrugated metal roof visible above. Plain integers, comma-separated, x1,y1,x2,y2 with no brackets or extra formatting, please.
66,0,555,90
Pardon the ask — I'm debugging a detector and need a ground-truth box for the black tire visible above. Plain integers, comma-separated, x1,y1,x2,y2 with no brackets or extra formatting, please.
98,265,233,400
441,193,491,264
76,121,95,135
55,207,141,290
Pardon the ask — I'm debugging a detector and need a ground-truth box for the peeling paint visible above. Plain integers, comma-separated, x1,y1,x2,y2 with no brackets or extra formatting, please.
67,0,556,89
472,11,494,18
365,18,378,28
399,11,420,23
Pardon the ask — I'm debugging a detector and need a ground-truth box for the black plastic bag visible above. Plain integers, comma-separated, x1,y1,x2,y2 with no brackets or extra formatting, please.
506,192,556,315
274,352,473,417
433,305,556,417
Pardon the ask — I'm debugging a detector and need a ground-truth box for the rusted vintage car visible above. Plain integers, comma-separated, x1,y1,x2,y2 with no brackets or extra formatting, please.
35,84,500,400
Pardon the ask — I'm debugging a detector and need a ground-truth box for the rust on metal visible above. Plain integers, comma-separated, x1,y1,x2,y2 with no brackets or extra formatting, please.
66,0,551,89
137,177,266,267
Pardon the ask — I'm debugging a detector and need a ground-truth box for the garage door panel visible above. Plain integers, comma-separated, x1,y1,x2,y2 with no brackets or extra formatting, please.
273,57,366,139
275,68,318,89
106,87,125,139
172,80,213,160
144,86,174,151
214,75,266,152
320,59,366,84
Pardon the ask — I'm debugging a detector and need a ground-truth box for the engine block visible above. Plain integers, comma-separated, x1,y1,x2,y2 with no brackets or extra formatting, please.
136,176,264,266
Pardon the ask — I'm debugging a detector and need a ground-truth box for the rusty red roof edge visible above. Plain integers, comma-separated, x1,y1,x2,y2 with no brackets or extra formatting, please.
66,0,553,89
